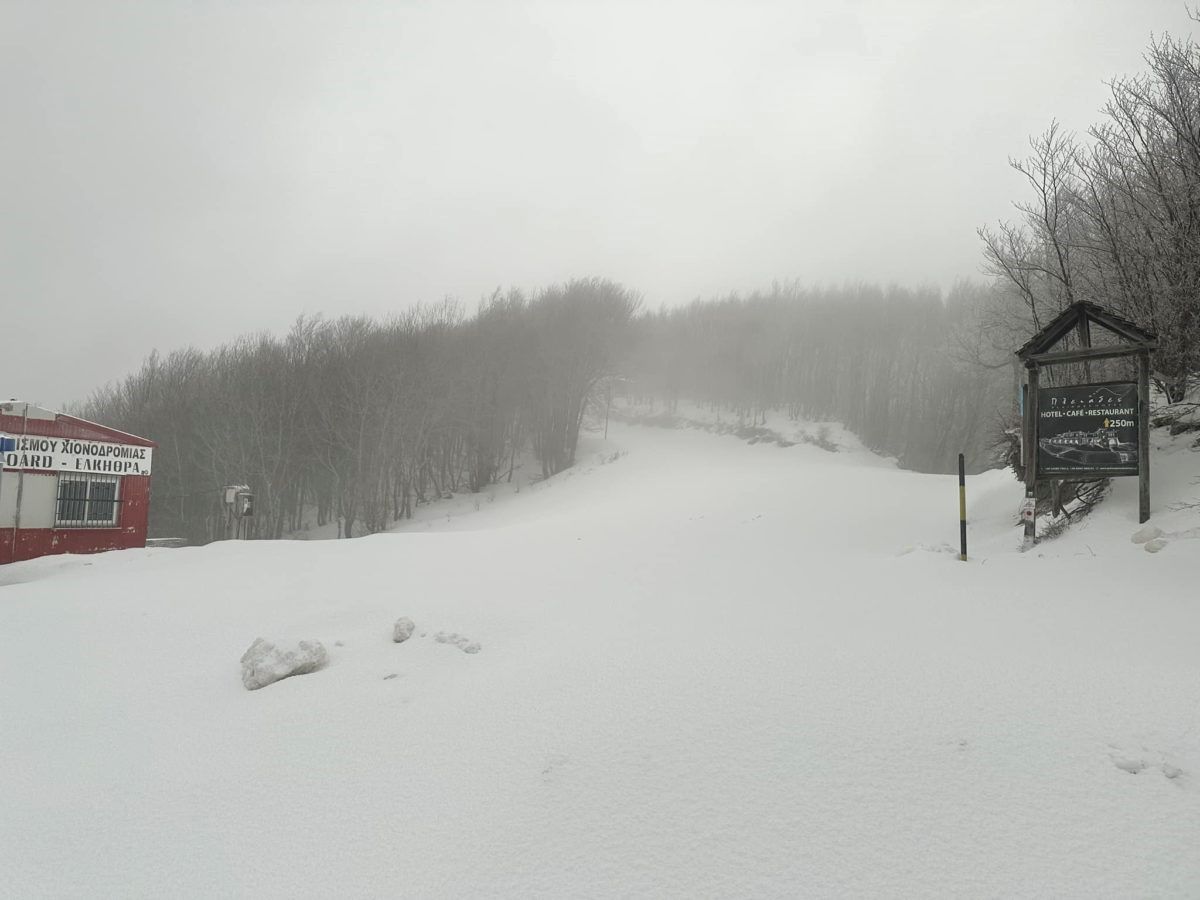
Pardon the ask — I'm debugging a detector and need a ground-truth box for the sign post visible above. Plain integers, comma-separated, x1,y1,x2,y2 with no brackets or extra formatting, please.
1015,302,1158,544
957,453,967,562
1023,366,1039,547
1137,352,1151,524
0,435,14,527
221,484,254,540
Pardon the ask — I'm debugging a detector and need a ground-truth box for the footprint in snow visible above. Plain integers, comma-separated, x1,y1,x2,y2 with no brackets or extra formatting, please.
897,542,957,557
1107,745,1184,780
1111,754,1147,775
434,631,482,654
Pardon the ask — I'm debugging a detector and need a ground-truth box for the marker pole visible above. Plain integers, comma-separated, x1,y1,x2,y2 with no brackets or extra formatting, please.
958,453,967,562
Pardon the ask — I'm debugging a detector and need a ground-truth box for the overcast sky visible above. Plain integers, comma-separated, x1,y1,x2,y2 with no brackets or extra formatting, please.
2,0,1191,406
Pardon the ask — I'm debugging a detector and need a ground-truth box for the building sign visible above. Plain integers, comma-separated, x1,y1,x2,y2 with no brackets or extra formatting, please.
1037,381,1138,477
1,435,153,476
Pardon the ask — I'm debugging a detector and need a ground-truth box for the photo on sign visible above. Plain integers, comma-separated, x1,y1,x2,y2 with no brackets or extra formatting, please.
1036,381,1138,477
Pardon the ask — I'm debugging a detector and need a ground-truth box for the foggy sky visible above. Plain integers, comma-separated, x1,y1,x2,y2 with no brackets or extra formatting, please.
2,0,1190,406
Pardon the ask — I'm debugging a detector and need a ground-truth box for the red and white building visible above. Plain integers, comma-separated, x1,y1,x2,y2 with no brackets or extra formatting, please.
0,401,155,565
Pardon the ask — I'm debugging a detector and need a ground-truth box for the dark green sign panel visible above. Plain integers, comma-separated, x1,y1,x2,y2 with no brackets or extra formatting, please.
1037,381,1139,477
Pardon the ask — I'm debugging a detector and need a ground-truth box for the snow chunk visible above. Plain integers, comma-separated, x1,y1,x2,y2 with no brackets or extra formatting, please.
240,638,328,691
393,617,416,643
1143,538,1169,553
1131,525,1163,544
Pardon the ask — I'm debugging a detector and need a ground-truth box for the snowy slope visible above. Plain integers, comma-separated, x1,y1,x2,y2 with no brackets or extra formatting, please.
1,420,1198,898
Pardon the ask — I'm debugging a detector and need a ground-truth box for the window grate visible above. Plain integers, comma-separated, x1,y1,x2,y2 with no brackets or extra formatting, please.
55,474,122,528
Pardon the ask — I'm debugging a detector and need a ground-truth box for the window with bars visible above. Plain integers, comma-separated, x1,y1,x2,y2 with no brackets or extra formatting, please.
55,474,122,527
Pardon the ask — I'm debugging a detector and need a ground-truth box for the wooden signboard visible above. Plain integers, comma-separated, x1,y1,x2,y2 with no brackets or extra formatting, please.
1036,381,1138,478
1016,302,1157,545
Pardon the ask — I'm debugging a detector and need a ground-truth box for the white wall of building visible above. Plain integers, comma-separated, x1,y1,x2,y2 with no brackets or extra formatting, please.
0,472,58,529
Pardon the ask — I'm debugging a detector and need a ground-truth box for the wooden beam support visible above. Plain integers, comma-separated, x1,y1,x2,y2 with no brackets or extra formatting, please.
1023,366,1039,546
1076,310,1092,347
1076,309,1092,382
1026,343,1156,367
1020,307,1087,356
1138,351,1151,523
1087,306,1158,346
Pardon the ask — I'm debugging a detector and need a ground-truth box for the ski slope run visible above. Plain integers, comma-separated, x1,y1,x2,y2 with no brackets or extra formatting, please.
1,418,1197,898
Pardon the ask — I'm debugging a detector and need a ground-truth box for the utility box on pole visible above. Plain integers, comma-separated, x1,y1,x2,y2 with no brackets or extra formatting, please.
221,484,254,540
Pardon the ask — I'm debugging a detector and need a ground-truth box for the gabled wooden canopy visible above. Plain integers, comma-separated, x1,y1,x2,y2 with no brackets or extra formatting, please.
1015,301,1157,366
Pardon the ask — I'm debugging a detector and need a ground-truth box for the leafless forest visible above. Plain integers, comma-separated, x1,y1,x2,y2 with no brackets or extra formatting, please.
980,30,1200,402
83,28,1200,543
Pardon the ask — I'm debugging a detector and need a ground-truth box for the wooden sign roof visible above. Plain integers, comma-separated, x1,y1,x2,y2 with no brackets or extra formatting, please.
1015,301,1157,365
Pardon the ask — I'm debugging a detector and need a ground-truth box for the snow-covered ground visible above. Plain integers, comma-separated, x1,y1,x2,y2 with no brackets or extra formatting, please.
1,417,1198,898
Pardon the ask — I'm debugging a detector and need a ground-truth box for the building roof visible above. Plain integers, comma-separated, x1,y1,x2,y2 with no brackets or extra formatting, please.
0,401,156,447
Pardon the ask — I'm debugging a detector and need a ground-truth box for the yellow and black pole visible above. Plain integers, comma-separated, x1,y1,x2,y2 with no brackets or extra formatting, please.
958,453,967,562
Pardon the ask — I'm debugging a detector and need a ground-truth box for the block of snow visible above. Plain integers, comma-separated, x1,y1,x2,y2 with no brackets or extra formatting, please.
1131,525,1163,544
393,617,416,643
1143,538,1168,553
240,637,328,691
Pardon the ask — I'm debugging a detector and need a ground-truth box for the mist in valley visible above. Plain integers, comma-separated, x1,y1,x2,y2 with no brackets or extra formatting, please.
7,0,1184,543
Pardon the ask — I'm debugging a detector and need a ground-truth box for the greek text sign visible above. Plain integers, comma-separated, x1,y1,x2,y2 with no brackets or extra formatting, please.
1037,381,1138,477
1,435,153,476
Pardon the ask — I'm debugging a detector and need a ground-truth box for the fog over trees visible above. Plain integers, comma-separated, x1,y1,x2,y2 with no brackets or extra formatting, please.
629,281,1012,472
83,279,639,543
80,22,1200,542
73,274,1030,541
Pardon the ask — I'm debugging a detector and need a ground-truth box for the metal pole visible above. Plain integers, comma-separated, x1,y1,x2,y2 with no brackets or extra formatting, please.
958,453,967,562
0,433,18,562
13,403,29,554
1018,382,1025,459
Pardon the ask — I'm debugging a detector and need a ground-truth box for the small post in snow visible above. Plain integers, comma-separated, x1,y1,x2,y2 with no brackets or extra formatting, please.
0,436,13,545
958,453,967,562
604,377,612,441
